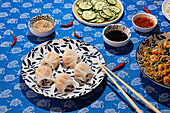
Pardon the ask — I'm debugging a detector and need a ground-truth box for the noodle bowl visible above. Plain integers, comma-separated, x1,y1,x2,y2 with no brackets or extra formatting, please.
136,32,170,89
140,41,170,86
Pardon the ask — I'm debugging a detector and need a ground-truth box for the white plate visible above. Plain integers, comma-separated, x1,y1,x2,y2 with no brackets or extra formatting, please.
72,0,124,27
162,0,170,21
21,38,105,99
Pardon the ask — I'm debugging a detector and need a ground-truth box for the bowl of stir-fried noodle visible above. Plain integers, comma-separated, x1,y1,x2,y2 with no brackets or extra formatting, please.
136,32,170,89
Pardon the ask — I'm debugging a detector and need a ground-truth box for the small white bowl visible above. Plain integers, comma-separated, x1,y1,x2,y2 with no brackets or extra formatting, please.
103,24,131,47
29,15,56,37
132,13,157,33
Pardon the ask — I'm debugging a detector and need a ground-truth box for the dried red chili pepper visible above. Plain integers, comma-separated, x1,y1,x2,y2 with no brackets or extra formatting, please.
112,54,131,72
9,31,17,48
139,4,151,14
74,28,82,39
60,18,74,28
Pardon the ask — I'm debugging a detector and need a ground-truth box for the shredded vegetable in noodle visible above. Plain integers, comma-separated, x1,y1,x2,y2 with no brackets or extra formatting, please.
140,41,170,86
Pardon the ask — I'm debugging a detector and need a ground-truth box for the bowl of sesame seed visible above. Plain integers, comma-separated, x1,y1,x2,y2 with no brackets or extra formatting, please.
29,15,56,37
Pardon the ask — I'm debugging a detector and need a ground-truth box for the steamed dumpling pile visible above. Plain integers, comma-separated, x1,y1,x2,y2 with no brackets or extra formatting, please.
34,49,94,94
35,52,59,88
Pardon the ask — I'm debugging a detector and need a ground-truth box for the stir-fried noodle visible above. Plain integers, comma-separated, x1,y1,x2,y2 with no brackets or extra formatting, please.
140,41,170,86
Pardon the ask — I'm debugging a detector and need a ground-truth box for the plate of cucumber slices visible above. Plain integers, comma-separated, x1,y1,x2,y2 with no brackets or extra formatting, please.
72,0,124,27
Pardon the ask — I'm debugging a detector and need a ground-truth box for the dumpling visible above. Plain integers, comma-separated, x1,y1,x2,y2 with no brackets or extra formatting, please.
35,66,54,88
55,73,75,94
74,62,94,85
62,49,80,69
41,52,60,69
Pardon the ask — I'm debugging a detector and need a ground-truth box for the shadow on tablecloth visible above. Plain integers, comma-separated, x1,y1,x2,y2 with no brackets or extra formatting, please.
107,80,157,113
104,40,134,55
19,75,107,112
140,72,170,108
27,31,55,44
134,25,160,37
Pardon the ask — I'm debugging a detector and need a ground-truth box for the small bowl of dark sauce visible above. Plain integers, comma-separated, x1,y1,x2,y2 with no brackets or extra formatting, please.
103,24,131,47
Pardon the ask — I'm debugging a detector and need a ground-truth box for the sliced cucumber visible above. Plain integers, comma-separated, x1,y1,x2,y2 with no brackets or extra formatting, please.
79,2,93,10
115,13,119,18
102,6,113,17
89,19,98,23
82,10,96,20
94,1,106,11
75,0,121,23
77,9,83,15
109,5,121,13
107,12,116,20
97,15,105,23
76,0,84,6
91,0,98,4
106,0,117,5
99,11,110,19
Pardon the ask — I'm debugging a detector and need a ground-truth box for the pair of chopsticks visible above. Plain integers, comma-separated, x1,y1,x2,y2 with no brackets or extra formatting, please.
98,63,161,113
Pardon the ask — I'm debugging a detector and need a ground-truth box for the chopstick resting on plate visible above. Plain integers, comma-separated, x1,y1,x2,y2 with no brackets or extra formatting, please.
98,63,161,113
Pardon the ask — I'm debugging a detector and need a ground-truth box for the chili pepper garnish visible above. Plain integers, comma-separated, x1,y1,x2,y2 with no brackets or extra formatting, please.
139,4,151,14
112,54,131,72
9,31,17,48
74,28,82,39
60,18,74,28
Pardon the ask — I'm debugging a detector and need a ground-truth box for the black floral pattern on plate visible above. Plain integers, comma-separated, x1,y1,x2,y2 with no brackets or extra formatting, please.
21,38,106,99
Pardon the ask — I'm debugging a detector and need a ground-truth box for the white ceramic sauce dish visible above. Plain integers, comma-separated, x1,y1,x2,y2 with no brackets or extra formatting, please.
132,13,157,33
103,24,131,47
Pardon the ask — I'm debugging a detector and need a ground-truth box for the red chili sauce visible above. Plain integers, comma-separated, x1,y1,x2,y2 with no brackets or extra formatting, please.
134,17,155,28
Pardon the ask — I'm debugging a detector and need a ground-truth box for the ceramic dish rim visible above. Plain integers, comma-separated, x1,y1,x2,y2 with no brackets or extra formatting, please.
28,15,56,33
21,38,106,99
72,0,124,27
136,32,170,89
162,0,170,21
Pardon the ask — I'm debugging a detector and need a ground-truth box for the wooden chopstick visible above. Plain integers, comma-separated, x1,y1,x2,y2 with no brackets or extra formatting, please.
98,63,143,113
98,63,161,113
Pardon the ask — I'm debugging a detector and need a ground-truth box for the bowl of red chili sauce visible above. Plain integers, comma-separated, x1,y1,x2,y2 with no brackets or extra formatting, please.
132,13,157,33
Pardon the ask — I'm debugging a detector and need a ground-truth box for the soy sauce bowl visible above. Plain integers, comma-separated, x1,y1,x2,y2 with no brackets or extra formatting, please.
103,24,131,47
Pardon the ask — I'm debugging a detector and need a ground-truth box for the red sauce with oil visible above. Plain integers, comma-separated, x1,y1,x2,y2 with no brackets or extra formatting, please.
134,17,155,28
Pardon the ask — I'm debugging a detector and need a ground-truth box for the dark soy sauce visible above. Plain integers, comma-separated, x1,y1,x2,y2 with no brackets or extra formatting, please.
105,30,128,42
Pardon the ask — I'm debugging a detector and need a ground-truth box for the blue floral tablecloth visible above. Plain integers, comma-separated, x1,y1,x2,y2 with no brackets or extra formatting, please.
0,0,170,113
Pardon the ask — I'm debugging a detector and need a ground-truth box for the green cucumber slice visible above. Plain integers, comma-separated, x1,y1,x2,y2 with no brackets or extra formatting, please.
89,19,98,23
76,0,84,6
77,9,83,15
109,5,121,13
94,1,106,11
91,0,98,4
102,6,113,17
107,12,116,20
106,0,117,5
79,2,93,10
99,11,110,19
82,10,96,20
